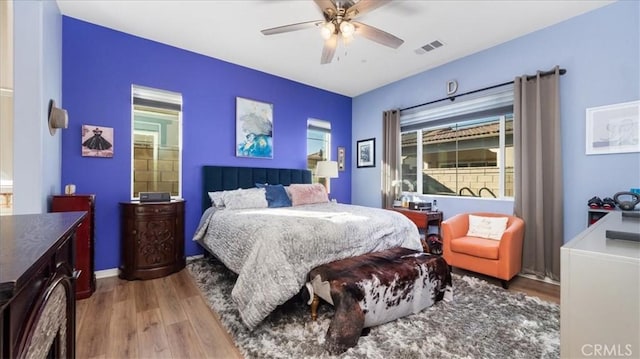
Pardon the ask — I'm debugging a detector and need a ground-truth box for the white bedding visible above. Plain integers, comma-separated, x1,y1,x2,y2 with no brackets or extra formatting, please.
193,202,421,329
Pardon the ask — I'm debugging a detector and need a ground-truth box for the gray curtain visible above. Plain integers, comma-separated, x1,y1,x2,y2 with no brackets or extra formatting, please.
382,109,400,208
513,66,563,281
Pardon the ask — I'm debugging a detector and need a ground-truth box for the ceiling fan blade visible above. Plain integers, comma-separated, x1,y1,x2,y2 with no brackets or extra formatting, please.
320,34,338,64
352,21,404,49
346,0,391,19
313,0,337,21
261,20,322,35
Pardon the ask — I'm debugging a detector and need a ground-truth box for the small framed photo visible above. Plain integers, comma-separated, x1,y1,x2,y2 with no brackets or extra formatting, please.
82,125,114,157
356,138,375,168
337,146,346,171
586,100,639,155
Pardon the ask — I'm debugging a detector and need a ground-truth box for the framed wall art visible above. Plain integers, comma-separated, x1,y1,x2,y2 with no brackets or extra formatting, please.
586,100,639,155
236,97,273,159
82,124,114,158
356,138,375,168
337,146,345,171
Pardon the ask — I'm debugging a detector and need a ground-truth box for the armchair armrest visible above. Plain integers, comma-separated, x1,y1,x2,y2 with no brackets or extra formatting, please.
497,216,525,277
442,213,470,243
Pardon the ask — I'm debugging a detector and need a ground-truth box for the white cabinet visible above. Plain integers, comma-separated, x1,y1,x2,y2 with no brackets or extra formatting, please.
561,212,640,358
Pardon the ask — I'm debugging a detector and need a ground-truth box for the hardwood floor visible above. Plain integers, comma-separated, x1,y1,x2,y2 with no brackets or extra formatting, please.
76,268,559,358
452,268,560,304
75,270,243,359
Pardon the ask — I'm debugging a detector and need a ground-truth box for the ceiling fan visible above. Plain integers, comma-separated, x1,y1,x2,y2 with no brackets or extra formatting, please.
260,0,404,64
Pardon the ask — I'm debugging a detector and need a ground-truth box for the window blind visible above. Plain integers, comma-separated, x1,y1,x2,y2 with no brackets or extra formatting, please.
400,86,513,132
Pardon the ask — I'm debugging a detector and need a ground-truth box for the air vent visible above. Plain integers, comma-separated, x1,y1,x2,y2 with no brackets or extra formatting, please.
415,40,445,55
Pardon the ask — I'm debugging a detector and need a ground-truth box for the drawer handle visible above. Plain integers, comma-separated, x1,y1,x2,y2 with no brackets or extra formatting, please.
132,229,137,235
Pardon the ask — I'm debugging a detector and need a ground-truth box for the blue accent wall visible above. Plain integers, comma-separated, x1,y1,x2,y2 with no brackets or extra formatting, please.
62,17,352,271
352,1,639,243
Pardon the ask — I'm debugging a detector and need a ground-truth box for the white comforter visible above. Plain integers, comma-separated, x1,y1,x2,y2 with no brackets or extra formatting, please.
192,202,421,329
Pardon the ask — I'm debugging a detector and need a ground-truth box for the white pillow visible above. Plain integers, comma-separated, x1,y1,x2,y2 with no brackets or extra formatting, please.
208,191,226,208
223,188,268,210
466,215,508,240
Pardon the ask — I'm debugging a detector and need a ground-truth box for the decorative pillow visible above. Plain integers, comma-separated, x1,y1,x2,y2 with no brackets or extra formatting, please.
466,215,509,240
208,191,226,208
288,183,329,206
256,183,292,208
223,188,268,210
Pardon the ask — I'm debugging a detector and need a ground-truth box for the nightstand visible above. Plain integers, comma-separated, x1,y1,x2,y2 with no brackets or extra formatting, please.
389,207,443,236
119,199,185,280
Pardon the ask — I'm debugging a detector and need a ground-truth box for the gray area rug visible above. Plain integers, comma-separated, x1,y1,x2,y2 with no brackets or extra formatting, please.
187,257,559,358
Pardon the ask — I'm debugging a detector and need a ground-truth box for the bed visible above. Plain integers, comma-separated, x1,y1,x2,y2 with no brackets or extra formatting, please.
193,165,422,329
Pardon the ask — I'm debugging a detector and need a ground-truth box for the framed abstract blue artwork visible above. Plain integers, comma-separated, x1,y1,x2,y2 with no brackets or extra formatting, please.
236,97,273,159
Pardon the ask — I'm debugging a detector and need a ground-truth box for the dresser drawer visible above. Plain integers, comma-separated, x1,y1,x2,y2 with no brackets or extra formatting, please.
54,231,74,267
134,204,176,215
119,200,185,280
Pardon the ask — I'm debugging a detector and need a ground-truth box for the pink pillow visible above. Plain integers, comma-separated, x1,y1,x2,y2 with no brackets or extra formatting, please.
288,184,329,206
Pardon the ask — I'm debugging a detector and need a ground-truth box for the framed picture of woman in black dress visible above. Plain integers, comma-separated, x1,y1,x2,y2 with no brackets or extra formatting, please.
82,124,114,157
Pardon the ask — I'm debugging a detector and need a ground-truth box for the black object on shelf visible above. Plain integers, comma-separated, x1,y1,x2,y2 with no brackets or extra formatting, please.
606,230,640,242
622,211,640,219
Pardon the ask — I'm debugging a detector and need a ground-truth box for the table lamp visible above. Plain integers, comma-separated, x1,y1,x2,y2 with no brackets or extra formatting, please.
316,160,339,194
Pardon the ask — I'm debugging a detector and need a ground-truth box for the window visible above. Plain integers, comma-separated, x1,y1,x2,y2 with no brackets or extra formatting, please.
0,0,13,214
131,85,182,199
307,119,331,187
400,89,514,198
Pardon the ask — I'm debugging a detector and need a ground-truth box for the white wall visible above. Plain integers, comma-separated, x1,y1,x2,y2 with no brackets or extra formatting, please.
13,0,62,214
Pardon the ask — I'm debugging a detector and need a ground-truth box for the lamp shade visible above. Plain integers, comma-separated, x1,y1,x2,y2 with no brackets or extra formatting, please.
316,160,339,178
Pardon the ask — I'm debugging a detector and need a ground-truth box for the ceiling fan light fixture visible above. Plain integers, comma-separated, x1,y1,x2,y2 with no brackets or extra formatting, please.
320,22,335,40
339,21,355,39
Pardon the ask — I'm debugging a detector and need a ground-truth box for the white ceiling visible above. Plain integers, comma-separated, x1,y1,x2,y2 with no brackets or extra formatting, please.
56,0,613,97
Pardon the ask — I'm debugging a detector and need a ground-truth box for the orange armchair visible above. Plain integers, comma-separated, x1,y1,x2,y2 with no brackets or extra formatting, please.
442,212,525,289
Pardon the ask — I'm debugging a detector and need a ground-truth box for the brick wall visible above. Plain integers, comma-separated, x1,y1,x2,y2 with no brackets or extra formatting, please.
133,144,179,196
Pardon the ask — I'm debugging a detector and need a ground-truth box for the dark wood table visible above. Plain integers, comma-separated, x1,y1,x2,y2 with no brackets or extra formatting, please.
388,207,443,236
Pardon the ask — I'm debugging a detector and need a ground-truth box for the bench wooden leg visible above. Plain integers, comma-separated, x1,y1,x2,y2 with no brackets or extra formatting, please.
311,294,319,321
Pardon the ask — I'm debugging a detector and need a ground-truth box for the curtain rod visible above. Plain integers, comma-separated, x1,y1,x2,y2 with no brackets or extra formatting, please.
400,68,566,112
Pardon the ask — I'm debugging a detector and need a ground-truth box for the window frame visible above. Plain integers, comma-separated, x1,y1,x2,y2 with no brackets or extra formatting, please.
306,118,332,188
130,85,183,200
400,88,514,199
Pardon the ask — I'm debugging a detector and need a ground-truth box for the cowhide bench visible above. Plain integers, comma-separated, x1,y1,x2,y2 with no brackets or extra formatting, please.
305,247,452,354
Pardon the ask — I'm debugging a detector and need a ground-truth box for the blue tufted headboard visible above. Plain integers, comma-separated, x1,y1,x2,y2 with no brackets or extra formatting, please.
202,166,312,212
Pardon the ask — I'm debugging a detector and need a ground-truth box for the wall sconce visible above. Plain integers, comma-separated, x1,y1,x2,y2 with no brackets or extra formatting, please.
48,99,68,136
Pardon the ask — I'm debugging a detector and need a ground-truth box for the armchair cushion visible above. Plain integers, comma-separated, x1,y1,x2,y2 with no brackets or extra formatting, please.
466,215,508,240
450,236,500,260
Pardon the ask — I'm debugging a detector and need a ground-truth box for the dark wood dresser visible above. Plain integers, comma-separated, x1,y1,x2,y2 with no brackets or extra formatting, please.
119,200,185,280
51,194,96,299
0,212,85,358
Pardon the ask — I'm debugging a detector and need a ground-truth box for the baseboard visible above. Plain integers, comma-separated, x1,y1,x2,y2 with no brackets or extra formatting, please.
517,273,560,286
95,268,119,279
94,254,204,279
